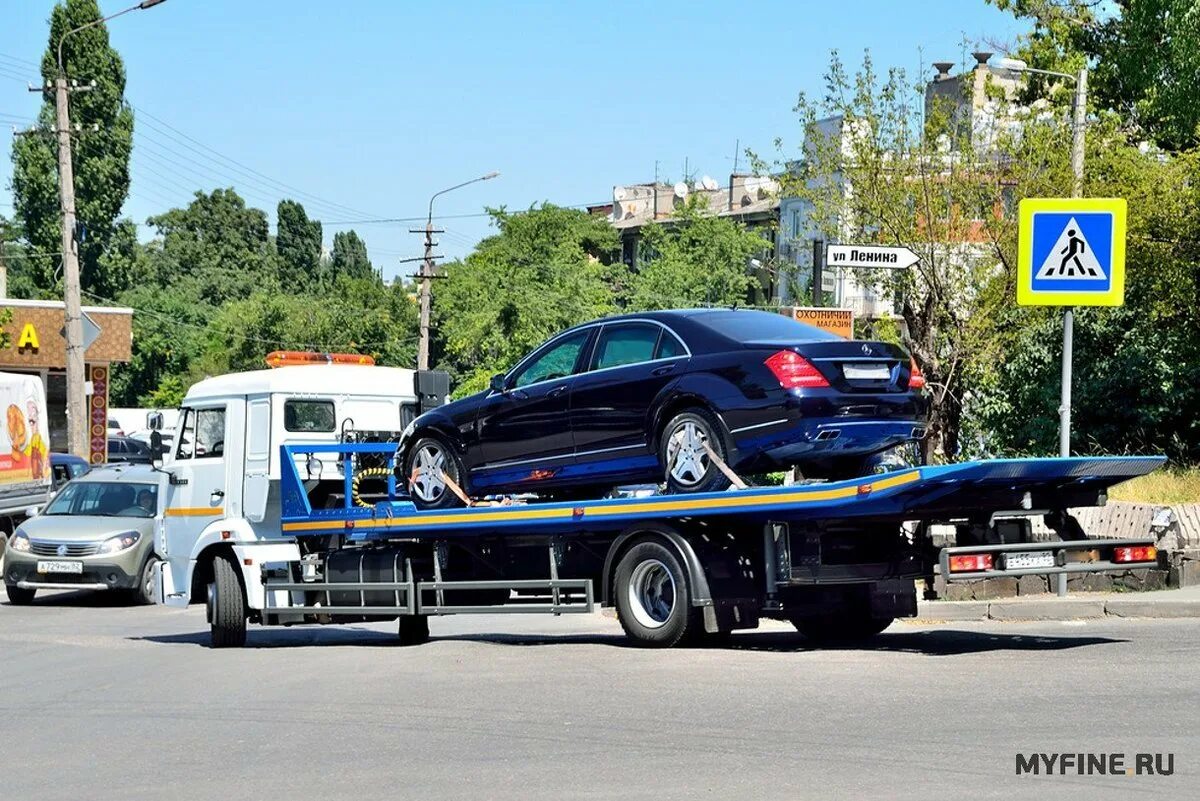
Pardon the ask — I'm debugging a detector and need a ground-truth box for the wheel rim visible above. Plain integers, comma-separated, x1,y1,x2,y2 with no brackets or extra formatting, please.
410,444,448,502
142,560,157,601
666,420,710,486
627,559,676,629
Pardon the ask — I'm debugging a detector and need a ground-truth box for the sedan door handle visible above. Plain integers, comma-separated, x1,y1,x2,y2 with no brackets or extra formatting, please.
652,364,677,376
547,385,568,398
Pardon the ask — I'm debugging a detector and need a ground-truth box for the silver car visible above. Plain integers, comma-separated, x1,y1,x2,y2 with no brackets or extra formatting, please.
3,465,161,605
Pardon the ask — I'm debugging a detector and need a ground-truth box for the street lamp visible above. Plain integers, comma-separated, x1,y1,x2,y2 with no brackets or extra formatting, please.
998,56,1088,458
417,171,500,371
53,0,169,460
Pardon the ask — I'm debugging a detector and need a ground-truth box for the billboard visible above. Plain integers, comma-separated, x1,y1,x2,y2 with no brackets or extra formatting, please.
0,372,51,495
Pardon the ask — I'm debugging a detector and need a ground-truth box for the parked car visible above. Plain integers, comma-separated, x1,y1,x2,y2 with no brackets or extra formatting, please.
108,417,125,437
107,435,154,464
400,308,928,508
128,428,175,456
3,464,161,605
50,452,90,490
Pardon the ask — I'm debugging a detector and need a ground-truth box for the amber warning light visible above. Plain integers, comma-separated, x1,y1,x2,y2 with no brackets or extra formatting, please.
264,351,376,368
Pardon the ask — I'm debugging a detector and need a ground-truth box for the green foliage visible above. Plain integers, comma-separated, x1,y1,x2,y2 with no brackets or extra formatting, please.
11,0,135,296
628,195,766,310
276,199,322,289
433,204,620,392
992,0,1200,151
331,230,373,280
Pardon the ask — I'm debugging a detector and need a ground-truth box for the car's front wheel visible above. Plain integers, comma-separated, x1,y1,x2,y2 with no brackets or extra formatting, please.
660,409,731,494
403,436,467,510
5,583,35,605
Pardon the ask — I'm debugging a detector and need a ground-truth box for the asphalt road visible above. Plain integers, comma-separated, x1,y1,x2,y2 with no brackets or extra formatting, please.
0,591,1195,801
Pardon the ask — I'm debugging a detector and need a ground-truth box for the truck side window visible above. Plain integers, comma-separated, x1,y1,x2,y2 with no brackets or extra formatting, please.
195,408,226,458
284,400,335,432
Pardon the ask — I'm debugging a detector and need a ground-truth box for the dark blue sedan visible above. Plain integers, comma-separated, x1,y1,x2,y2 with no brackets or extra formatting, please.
400,309,928,508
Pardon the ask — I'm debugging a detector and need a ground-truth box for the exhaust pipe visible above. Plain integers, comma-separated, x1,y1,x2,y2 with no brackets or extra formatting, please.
815,429,841,442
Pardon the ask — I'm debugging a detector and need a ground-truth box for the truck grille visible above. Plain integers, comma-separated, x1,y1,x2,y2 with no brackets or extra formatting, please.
29,540,103,557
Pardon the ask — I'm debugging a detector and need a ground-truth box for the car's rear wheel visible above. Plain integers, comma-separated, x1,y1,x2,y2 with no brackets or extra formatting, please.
403,437,467,510
6,583,35,605
660,409,731,494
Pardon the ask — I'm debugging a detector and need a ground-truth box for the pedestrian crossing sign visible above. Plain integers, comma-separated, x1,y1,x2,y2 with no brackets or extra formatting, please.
1018,197,1126,306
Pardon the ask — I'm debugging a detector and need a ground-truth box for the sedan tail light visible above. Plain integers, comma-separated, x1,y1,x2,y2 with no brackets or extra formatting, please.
908,357,926,390
765,350,830,389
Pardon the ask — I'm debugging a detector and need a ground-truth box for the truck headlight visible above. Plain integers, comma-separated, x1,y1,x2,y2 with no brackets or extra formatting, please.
98,531,141,554
8,531,31,553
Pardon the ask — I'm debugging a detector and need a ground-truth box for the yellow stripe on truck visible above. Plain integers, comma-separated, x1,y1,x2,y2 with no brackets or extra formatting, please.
279,470,922,533
165,506,225,517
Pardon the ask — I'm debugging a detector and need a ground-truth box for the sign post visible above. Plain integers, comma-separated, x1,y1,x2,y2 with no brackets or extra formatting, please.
1018,197,1127,457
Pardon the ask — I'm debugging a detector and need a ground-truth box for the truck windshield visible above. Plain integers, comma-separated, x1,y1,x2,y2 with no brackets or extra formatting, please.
43,481,159,518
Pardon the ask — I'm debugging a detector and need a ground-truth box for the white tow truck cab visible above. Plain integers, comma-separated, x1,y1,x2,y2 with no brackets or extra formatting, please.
153,355,447,611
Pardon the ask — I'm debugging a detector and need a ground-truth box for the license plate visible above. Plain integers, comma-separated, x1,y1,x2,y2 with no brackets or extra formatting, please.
37,560,83,575
1005,551,1056,570
844,364,890,380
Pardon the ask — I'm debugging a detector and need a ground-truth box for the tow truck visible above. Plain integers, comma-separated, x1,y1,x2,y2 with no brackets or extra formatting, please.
151,355,1166,648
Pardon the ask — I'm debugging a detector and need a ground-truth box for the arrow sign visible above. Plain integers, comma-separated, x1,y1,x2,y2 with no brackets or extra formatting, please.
826,244,919,269
60,311,102,353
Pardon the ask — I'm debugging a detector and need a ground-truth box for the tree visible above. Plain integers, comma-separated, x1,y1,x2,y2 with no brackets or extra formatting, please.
777,51,1075,460
276,199,322,289
628,195,769,310
331,230,374,280
145,188,277,305
992,0,1200,151
434,204,620,394
11,0,135,296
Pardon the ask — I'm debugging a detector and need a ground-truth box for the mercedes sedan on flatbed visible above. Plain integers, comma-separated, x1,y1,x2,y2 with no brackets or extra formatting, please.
401,308,928,508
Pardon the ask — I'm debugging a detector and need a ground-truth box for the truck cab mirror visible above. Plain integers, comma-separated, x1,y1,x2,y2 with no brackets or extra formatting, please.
489,373,508,393
147,411,164,431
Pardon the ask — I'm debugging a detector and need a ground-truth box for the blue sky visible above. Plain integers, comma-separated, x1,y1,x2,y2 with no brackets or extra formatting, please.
0,0,1028,282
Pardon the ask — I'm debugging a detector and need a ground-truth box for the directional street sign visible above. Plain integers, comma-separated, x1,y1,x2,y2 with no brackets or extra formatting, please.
59,310,102,353
1018,197,1127,306
826,244,919,270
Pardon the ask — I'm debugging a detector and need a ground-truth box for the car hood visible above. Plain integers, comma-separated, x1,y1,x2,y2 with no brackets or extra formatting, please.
19,515,155,542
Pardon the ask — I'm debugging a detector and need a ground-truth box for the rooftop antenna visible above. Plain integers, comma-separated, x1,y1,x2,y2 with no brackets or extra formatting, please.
732,138,740,173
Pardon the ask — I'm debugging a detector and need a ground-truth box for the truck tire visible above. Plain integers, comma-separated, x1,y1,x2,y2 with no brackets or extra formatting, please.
660,409,732,495
791,612,893,643
209,555,247,648
6,584,35,605
397,614,430,646
613,540,700,647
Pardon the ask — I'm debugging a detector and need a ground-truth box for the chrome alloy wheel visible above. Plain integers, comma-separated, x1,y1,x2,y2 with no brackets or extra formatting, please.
666,421,710,486
627,559,676,629
410,443,448,502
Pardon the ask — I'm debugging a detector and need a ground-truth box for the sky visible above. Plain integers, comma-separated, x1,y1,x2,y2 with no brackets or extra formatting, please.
0,0,1028,282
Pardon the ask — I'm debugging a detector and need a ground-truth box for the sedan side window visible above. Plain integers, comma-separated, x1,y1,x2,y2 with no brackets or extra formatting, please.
513,332,589,388
656,330,686,359
593,324,661,370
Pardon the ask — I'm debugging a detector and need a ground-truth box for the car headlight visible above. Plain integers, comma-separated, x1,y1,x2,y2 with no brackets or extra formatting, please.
8,530,31,553
97,531,141,554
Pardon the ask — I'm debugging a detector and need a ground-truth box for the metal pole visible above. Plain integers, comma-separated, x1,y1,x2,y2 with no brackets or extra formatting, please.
55,75,87,459
1058,67,1087,459
812,239,824,307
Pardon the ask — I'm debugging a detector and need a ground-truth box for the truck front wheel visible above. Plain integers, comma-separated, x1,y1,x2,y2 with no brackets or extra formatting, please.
613,540,700,647
208,555,247,648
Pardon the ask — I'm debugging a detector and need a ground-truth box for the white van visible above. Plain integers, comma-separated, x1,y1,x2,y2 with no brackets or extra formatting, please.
153,362,445,609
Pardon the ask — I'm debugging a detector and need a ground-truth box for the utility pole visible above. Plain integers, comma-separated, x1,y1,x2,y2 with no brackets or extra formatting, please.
413,171,500,370
51,0,169,458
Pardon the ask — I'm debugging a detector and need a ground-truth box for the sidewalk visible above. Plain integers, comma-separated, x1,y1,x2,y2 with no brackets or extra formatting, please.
912,584,1200,623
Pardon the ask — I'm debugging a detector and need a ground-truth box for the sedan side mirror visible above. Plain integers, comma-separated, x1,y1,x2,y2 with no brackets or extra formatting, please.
489,373,508,393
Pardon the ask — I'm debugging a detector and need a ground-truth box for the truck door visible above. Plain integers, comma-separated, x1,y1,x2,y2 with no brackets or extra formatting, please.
162,404,230,561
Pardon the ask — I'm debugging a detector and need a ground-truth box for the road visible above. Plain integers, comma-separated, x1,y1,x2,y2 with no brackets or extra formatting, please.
1,591,1195,800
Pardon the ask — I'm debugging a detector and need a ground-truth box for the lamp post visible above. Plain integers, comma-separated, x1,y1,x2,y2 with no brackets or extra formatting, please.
416,171,500,371
54,0,168,460
998,58,1088,457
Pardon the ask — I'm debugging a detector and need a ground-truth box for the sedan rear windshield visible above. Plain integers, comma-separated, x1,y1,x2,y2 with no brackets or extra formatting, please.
692,311,840,343
43,481,159,518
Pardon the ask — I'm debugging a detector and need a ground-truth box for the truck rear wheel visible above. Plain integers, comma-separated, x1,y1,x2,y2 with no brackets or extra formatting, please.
209,555,247,648
397,614,430,646
791,611,893,643
613,540,700,647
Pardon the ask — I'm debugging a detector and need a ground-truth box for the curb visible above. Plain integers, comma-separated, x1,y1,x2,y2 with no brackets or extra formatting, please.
913,597,1200,623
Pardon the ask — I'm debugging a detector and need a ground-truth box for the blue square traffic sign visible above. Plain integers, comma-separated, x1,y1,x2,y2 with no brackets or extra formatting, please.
1018,198,1127,306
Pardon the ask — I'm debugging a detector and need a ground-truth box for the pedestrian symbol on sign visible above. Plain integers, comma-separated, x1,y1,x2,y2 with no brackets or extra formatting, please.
1035,217,1106,281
